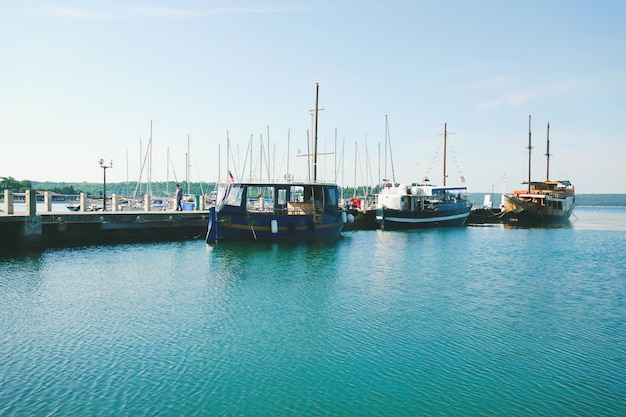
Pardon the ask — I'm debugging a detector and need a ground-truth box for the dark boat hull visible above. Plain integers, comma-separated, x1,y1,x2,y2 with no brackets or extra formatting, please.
376,203,471,230
206,206,344,242
342,209,379,231
501,209,573,224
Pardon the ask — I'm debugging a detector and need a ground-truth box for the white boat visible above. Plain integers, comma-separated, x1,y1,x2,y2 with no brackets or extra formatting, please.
376,182,472,229
375,122,472,229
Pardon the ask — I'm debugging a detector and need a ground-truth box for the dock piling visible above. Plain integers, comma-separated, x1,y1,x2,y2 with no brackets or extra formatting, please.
3,190,14,215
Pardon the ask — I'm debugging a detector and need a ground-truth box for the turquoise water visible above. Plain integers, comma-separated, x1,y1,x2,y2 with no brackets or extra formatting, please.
1,207,625,416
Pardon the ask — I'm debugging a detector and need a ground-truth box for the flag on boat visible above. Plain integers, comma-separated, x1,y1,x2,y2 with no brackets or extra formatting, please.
228,171,234,182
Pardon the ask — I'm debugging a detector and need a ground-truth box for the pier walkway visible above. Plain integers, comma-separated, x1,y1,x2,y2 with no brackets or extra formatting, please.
1,190,209,251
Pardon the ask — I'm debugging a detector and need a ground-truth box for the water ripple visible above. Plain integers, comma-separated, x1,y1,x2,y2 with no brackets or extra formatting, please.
1,214,625,416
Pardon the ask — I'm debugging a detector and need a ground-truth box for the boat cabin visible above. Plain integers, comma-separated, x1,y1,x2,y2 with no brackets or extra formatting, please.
218,182,340,222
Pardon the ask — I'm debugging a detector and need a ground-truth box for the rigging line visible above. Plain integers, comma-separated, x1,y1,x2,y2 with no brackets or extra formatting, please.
386,117,396,184
131,139,152,200
446,139,465,179
235,141,251,182
275,130,288,179
365,139,375,193
188,139,206,195
169,150,179,184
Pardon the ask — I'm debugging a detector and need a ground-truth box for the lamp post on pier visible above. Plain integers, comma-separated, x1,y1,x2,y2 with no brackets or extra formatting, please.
99,159,112,211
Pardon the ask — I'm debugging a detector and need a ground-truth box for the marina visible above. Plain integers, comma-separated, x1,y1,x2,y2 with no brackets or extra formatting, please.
2,3,623,414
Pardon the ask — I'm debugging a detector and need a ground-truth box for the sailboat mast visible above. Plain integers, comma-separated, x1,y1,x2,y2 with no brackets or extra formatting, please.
226,132,230,183
186,134,191,195
385,115,396,184
286,129,290,178
545,122,551,181
353,141,358,199
313,83,319,182
443,122,447,187
148,120,153,198
384,115,388,181
436,122,455,186
527,115,533,193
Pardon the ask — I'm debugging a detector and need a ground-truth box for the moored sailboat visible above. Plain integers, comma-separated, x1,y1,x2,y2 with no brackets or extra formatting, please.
501,116,575,223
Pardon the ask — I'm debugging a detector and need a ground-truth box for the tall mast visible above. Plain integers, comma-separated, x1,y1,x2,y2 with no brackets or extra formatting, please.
545,122,551,181
186,134,190,194
313,83,319,182
148,120,153,198
437,122,455,186
527,115,533,193
287,128,290,178
353,141,358,199
385,115,396,184
384,115,388,180
443,122,447,186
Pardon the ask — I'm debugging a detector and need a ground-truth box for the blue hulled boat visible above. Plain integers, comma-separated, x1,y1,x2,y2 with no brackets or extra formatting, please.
206,83,346,243
206,181,345,242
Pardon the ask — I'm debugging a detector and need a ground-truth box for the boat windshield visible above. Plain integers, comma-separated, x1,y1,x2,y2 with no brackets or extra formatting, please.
223,184,244,207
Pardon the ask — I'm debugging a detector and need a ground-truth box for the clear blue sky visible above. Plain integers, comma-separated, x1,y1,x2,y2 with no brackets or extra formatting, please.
1,1,624,193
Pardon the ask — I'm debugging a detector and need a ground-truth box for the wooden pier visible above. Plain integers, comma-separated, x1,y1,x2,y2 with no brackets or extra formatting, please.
1,190,209,251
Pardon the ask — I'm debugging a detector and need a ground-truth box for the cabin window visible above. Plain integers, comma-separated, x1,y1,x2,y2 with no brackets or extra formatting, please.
224,184,244,207
277,189,287,205
247,186,274,212
289,186,305,202
325,186,338,214
274,188,288,214
325,187,338,207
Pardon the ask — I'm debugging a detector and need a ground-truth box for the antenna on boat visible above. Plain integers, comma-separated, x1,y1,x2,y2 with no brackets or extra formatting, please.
545,122,551,181
527,115,533,193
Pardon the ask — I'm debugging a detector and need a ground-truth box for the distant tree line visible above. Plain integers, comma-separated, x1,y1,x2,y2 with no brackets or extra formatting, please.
0,176,32,192
1,178,216,198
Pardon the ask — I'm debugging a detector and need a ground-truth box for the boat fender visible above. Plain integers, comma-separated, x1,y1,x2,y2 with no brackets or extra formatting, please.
341,211,347,223
271,219,278,234
347,213,355,224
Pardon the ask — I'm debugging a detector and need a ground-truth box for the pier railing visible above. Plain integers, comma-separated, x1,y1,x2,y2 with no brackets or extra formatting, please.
2,190,210,215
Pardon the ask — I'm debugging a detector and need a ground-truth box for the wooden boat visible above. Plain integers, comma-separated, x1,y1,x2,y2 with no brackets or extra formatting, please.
375,122,473,229
205,84,346,242
501,116,575,223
